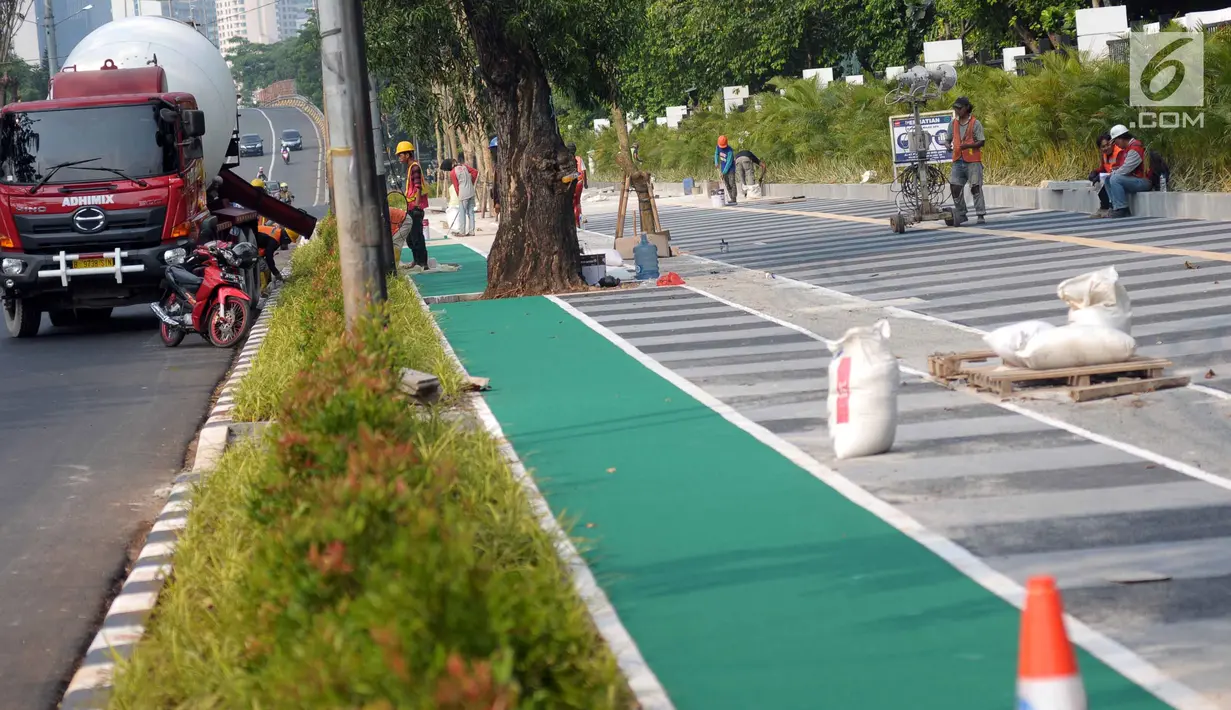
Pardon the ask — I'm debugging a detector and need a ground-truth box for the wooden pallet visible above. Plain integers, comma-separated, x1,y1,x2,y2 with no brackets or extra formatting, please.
927,351,1190,402
928,350,997,380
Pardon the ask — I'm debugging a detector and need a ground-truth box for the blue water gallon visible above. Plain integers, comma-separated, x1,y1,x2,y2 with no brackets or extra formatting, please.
683,177,694,195
634,233,660,281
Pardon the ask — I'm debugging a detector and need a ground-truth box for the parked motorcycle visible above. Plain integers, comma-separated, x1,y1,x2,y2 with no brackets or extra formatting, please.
150,240,260,348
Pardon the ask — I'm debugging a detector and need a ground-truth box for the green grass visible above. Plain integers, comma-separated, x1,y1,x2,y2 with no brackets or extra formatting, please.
569,28,1231,192
107,222,633,708
232,216,464,421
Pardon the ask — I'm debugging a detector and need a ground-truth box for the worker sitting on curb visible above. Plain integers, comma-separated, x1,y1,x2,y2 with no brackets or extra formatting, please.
392,140,430,271
714,135,737,205
944,96,986,225
734,148,767,199
1088,132,1120,218
1103,124,1150,219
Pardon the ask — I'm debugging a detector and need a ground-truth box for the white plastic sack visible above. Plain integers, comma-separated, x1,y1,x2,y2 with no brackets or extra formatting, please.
828,320,900,460
599,249,624,267
444,206,461,234
1016,324,1137,370
1058,266,1132,334
984,320,1055,367
744,184,762,199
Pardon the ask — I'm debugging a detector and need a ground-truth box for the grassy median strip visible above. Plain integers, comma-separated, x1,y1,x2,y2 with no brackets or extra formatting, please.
108,224,632,708
231,217,464,421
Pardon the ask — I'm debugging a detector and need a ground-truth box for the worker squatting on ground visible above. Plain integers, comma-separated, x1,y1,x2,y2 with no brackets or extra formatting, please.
944,96,986,225
734,148,767,198
393,140,430,270
451,152,479,236
1089,133,1121,218
568,142,587,227
1103,124,1151,219
715,135,736,205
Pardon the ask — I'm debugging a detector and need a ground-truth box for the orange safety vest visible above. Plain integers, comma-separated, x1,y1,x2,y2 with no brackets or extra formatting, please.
404,160,427,208
1115,140,1147,179
1100,144,1122,174
951,115,982,163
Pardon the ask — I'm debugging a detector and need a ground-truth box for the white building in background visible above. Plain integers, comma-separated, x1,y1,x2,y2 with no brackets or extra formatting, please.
276,0,312,39
13,0,41,65
215,0,278,48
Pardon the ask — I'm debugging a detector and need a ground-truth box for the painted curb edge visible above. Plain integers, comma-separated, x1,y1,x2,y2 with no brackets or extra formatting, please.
59,274,289,710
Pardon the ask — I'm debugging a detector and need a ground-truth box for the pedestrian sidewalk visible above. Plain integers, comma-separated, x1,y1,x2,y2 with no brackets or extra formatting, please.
416,245,1182,710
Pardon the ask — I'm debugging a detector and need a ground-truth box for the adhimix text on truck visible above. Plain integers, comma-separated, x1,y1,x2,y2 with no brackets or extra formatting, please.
0,15,316,338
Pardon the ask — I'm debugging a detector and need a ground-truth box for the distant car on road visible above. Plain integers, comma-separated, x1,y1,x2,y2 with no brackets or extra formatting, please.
240,133,264,157
280,128,302,151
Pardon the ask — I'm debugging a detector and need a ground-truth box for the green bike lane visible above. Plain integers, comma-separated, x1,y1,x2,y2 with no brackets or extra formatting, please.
416,247,1168,709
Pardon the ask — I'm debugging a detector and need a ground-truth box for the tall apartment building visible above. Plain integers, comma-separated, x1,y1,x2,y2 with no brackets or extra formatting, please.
276,0,311,40
214,0,277,48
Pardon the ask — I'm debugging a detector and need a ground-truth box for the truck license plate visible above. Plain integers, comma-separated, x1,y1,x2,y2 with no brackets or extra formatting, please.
76,258,115,269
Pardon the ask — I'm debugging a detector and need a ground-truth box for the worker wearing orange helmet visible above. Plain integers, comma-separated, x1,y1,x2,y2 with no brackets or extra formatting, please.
714,135,737,205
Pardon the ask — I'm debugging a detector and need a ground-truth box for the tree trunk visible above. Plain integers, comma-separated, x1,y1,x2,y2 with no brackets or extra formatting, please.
1013,24,1041,54
460,0,582,297
434,118,444,189
611,104,656,235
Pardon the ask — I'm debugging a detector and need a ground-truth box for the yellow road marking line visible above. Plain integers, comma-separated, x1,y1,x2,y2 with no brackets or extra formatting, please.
684,202,1231,264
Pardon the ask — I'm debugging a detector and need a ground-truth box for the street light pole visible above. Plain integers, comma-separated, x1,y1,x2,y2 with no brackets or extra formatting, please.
317,0,387,324
44,0,58,76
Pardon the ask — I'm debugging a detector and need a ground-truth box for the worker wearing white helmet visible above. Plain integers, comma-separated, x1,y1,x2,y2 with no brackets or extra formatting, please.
1103,124,1150,218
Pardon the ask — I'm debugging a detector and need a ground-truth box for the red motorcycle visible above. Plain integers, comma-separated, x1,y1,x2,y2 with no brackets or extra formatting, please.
150,240,259,348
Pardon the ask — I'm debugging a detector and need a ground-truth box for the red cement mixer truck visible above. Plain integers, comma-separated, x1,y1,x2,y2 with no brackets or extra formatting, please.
0,16,316,337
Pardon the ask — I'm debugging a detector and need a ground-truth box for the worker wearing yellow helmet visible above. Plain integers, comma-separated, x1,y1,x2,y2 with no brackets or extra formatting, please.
251,177,266,190
393,140,429,270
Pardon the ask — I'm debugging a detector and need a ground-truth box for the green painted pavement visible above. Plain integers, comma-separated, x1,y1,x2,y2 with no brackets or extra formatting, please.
409,243,487,297
431,296,1170,710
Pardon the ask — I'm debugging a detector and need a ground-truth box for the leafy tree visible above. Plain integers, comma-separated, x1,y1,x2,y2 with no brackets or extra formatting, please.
364,0,646,297
225,14,323,108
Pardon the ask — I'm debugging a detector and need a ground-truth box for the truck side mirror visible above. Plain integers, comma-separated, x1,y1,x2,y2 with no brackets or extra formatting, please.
182,110,206,138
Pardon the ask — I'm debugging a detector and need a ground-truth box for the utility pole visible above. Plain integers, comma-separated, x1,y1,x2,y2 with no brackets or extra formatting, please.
368,72,394,274
44,0,58,76
318,0,387,323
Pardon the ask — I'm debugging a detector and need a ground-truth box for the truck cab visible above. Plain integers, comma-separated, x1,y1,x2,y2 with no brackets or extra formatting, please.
0,60,314,337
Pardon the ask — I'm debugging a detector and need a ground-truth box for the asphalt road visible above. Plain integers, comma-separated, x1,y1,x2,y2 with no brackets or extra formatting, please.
0,106,325,709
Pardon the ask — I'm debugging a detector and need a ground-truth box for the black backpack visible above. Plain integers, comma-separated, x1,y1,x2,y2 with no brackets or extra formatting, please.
1147,149,1171,190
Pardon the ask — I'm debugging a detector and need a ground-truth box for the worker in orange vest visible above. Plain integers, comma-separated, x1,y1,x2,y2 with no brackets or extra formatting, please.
1088,132,1121,218
944,96,986,225
1104,124,1150,218
392,140,430,269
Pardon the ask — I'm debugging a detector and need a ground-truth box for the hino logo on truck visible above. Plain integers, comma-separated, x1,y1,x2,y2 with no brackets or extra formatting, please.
61,195,115,207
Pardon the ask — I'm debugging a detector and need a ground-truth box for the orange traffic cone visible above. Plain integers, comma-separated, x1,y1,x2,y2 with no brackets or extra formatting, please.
1016,576,1086,710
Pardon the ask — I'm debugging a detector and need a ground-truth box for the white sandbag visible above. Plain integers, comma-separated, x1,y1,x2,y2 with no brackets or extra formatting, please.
744,183,762,199
599,248,624,267
1058,266,1132,334
1016,324,1136,370
444,206,461,234
828,319,900,459
983,320,1055,367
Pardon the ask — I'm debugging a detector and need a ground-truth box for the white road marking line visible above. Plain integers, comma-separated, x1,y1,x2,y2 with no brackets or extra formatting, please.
244,108,278,180
547,292,1217,710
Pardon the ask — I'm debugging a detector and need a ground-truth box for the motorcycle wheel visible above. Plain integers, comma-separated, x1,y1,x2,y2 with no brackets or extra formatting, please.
206,296,250,348
159,295,186,347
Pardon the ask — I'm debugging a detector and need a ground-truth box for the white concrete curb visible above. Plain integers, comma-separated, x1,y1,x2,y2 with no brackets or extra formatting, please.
59,275,289,710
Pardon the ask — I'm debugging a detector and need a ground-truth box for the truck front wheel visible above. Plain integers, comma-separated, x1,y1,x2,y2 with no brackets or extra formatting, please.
5,298,41,338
